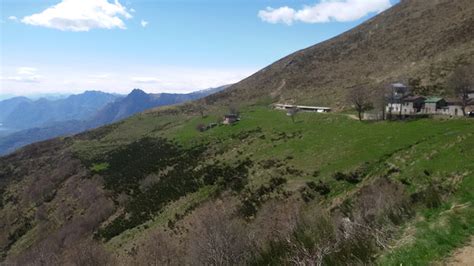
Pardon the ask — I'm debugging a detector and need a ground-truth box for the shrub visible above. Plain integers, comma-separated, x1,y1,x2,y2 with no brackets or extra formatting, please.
196,124,206,132
95,138,254,240
333,171,361,184
307,181,331,196
239,177,287,218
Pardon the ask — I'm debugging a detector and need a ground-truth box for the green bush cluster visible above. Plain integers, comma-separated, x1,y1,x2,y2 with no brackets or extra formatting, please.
93,138,254,241
239,177,287,218
333,171,362,184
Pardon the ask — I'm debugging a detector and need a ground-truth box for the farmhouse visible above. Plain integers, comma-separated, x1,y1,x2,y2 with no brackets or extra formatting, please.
400,96,426,115
466,99,474,115
439,99,464,117
391,83,410,97
274,104,331,113
223,114,239,125
422,97,447,114
386,83,411,114
468,90,474,100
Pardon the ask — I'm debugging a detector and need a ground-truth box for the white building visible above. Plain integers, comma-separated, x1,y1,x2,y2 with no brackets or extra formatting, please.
274,104,331,113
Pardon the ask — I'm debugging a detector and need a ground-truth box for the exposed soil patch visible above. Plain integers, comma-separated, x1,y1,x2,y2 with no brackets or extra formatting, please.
446,237,474,266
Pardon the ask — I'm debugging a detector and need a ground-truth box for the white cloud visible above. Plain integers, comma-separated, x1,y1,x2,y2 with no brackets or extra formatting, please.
1,65,256,96
258,7,296,25
8,16,18,21
130,8,136,13
140,20,148,27
1,67,42,83
21,0,132,32
132,77,160,83
259,0,391,25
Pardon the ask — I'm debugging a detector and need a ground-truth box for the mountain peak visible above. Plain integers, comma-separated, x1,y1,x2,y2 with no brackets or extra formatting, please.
129,89,147,96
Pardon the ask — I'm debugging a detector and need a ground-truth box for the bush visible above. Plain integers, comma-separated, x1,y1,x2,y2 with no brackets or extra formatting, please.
239,177,287,218
94,138,254,240
333,171,361,184
307,181,331,196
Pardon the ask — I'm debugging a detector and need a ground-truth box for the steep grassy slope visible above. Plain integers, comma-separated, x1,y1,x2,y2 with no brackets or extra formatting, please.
208,0,474,108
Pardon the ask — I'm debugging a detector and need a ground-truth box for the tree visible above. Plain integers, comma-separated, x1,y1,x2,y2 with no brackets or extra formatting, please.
187,203,250,265
347,86,373,121
373,85,392,121
287,107,299,123
229,104,240,115
196,105,206,118
447,64,473,116
196,123,207,132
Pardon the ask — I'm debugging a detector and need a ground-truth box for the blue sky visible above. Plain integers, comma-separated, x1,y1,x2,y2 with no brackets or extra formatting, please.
0,0,398,96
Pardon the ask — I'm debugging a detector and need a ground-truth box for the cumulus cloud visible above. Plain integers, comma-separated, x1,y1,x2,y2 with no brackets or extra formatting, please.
1,67,42,83
132,77,160,83
140,20,148,27
258,0,391,25
21,0,132,32
258,7,296,25
8,16,18,21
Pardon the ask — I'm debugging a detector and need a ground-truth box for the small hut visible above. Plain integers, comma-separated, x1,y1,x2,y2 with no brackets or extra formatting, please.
223,114,239,125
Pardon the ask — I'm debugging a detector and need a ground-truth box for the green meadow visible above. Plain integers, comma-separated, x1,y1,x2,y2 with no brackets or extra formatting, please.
73,106,474,264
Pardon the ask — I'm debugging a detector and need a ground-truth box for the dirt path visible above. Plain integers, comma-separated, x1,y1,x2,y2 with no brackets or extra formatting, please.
445,237,474,265
346,114,359,120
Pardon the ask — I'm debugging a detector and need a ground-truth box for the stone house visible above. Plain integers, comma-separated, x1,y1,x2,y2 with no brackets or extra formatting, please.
400,96,426,115
223,114,239,125
440,99,464,116
468,90,474,100
422,97,447,114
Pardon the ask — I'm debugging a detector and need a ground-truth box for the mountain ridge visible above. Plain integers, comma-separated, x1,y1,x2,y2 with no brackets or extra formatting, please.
204,0,473,109
0,86,229,155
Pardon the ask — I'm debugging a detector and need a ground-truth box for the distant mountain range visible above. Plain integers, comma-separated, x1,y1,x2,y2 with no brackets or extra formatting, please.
0,91,120,131
91,86,226,126
0,86,228,155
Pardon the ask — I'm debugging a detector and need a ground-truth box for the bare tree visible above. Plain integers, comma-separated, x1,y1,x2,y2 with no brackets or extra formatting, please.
347,86,373,121
447,64,473,116
229,104,240,115
132,230,181,266
187,202,250,265
196,123,207,132
373,85,392,121
287,106,299,123
196,105,206,118
286,209,339,266
66,239,113,266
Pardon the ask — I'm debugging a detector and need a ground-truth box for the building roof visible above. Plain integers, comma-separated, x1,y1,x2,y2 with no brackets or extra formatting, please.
403,95,425,102
445,98,463,105
424,97,444,103
274,104,331,110
392,83,407,88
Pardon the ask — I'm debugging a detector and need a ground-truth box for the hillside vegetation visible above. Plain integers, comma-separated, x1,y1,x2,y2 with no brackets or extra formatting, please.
1,106,474,264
